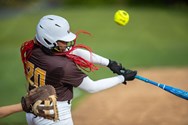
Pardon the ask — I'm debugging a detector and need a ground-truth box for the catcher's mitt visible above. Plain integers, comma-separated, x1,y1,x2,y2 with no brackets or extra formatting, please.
21,85,59,121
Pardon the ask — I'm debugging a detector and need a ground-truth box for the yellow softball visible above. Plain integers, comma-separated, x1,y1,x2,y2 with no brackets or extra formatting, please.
114,10,129,26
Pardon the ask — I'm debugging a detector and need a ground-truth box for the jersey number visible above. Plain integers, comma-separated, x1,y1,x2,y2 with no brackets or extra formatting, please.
26,61,46,87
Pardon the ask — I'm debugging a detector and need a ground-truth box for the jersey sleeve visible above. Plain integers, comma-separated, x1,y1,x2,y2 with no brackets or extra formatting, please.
60,60,87,87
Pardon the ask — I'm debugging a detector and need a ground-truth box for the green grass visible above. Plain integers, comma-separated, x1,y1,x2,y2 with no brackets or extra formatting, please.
0,6,188,124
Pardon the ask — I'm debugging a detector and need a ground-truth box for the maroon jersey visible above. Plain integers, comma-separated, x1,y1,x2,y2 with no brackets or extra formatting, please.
26,46,87,101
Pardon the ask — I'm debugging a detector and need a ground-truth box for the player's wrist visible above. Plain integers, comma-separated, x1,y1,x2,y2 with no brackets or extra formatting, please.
21,97,31,113
121,69,137,81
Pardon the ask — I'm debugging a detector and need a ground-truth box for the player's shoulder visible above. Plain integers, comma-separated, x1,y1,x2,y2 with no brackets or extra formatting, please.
31,47,75,68
51,55,73,66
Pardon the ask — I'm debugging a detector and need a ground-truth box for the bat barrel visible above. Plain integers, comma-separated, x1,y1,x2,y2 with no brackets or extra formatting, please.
164,85,188,100
135,75,188,100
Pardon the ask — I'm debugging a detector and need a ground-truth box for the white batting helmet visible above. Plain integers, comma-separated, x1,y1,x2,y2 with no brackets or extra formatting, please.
35,15,76,49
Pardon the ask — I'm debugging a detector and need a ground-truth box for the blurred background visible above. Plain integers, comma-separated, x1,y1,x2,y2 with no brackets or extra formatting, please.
0,0,188,124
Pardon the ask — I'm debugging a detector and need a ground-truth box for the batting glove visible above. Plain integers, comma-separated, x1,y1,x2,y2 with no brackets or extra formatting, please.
107,59,137,84
107,60,124,75
121,69,137,84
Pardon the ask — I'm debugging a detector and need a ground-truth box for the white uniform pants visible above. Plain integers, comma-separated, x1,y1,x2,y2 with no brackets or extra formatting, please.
26,101,73,125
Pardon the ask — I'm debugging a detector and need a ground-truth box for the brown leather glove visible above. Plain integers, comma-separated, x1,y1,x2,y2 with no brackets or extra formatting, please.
21,85,59,121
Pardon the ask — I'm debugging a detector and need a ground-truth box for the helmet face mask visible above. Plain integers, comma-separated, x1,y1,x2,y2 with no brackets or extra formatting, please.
52,41,75,52
64,41,75,52
35,15,76,50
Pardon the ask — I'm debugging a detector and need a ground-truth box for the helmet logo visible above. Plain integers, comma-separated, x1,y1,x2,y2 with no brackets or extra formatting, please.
67,30,70,34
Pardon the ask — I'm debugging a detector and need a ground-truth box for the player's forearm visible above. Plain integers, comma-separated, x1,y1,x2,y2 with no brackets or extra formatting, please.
78,76,124,93
0,103,23,118
71,48,109,66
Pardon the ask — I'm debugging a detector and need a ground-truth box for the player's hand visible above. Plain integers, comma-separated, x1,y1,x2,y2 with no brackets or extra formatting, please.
107,59,137,83
121,69,137,84
107,60,124,75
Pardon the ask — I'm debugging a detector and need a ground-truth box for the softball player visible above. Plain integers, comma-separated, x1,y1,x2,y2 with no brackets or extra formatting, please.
0,15,137,125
